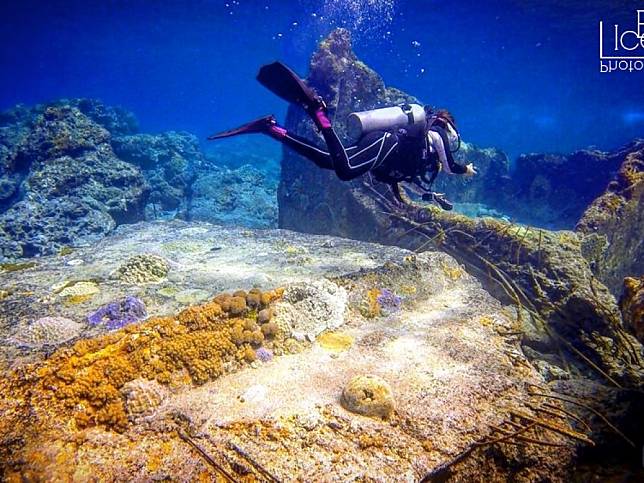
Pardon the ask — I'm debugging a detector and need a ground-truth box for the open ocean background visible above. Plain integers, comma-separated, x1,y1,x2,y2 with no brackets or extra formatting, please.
1,0,643,162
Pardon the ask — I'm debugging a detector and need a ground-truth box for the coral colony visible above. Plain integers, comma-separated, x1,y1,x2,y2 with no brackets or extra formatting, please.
87,296,148,330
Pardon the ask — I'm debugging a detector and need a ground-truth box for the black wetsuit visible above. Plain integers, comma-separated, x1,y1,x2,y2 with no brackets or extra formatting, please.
270,119,467,193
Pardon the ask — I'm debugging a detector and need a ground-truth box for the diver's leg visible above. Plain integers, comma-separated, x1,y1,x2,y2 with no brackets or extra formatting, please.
310,109,399,181
264,121,335,170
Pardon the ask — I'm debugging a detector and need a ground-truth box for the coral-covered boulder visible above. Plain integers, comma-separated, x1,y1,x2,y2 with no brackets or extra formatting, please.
0,102,149,260
0,197,116,259
111,131,204,216
498,146,628,229
189,164,277,228
341,374,395,419
576,141,644,294
619,276,644,343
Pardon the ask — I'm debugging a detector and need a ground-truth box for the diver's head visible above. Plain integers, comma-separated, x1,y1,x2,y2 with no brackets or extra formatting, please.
434,109,456,128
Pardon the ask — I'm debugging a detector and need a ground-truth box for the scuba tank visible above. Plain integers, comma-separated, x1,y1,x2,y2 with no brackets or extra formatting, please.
347,103,426,139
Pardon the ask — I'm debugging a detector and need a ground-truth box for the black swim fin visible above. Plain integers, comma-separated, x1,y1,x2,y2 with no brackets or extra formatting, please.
257,62,325,112
207,115,275,140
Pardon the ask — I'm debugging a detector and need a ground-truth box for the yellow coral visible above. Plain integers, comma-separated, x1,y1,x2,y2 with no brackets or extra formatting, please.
56,280,100,298
317,331,354,352
361,288,382,318
440,261,463,281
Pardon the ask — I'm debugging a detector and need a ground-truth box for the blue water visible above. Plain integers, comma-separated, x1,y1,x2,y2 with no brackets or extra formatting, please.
1,0,643,161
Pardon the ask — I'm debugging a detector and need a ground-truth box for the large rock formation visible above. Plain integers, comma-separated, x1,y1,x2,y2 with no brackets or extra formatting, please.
278,29,643,391
0,104,149,259
112,131,205,218
0,99,278,261
497,146,630,229
576,141,644,295
433,138,639,232
189,164,277,228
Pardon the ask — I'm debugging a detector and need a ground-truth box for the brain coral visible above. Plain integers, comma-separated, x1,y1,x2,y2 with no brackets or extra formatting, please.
10,316,84,349
273,279,347,341
114,254,170,284
120,378,168,420
341,374,395,419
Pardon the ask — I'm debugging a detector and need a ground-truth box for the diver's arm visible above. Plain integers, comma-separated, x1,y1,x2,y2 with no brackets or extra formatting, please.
430,129,468,175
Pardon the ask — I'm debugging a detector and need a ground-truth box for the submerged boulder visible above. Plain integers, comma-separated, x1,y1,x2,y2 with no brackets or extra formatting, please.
576,141,644,295
189,164,278,228
0,98,279,260
0,220,581,480
0,104,149,259
111,131,204,217
493,146,628,229
619,277,644,344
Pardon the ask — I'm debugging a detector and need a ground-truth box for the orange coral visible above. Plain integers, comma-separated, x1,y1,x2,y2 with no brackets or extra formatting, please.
1,287,285,437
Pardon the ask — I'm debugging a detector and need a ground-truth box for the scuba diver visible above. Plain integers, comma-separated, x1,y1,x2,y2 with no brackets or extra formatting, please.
208,62,477,210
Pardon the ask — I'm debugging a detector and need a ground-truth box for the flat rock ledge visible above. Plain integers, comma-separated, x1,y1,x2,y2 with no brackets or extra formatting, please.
0,221,578,481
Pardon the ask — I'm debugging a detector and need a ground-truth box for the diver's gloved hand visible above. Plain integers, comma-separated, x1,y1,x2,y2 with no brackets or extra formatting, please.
465,163,477,176
422,192,454,211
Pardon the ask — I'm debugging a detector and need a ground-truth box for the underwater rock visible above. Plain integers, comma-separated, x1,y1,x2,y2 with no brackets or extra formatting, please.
189,164,278,229
0,197,116,259
576,140,644,295
498,145,629,229
0,223,586,480
66,98,139,136
111,131,204,216
114,254,170,284
279,29,644,388
87,295,147,330
0,102,149,260
341,374,394,419
432,143,512,210
273,278,347,341
10,316,83,349
279,28,416,236
620,277,644,344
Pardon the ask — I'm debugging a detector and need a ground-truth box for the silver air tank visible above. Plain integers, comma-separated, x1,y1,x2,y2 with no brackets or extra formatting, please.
347,103,426,139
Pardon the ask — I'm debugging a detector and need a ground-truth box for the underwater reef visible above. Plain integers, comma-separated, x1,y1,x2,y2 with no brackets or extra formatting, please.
0,26,641,483
434,141,641,231
1,220,601,480
0,100,277,261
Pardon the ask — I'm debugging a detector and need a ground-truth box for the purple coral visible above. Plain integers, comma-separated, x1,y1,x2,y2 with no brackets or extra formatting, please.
87,295,147,330
255,347,273,363
377,289,403,315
